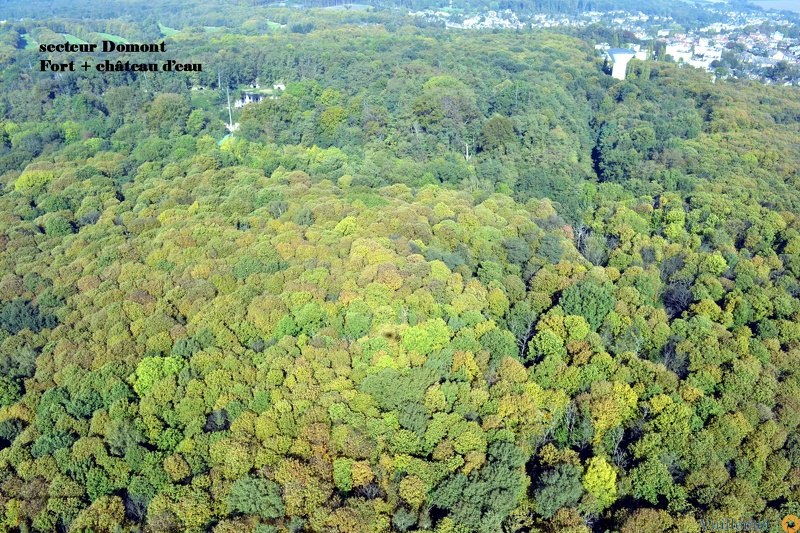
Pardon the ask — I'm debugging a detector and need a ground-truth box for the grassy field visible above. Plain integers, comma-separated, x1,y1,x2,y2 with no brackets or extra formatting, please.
21,33,38,50
61,33,88,44
94,32,128,43
159,23,179,36
190,89,221,113
323,3,371,10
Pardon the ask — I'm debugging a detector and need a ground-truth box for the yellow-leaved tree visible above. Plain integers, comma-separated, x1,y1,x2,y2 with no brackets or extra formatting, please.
582,456,617,510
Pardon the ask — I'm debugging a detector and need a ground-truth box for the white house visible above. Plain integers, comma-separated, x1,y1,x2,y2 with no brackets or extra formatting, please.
770,50,786,61
666,44,693,63
234,92,266,109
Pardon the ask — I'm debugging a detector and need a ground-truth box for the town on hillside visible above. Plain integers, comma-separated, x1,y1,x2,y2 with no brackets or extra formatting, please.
410,4,800,85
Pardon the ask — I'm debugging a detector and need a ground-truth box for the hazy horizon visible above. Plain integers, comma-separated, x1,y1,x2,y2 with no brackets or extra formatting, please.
749,0,800,13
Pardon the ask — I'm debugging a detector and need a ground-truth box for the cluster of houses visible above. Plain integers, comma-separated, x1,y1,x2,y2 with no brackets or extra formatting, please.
410,5,799,84
597,21,799,84
599,8,799,83
657,29,795,72
234,82,286,109
596,38,726,75
408,8,674,31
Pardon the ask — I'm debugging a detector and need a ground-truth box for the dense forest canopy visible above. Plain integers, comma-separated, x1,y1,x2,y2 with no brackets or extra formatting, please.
0,6,800,533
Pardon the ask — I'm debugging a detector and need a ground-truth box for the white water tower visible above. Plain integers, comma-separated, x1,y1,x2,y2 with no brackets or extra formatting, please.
607,48,637,80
